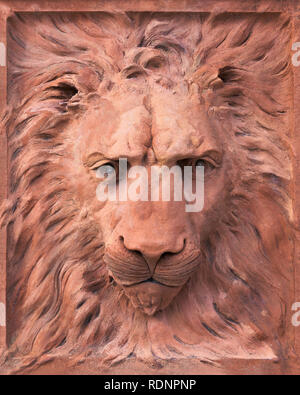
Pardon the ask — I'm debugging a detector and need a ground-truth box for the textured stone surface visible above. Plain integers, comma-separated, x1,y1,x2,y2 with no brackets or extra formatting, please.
0,0,299,375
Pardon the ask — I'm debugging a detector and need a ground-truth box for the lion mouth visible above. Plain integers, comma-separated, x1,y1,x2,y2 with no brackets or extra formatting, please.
108,273,183,315
123,277,178,288
104,251,201,288
104,250,201,314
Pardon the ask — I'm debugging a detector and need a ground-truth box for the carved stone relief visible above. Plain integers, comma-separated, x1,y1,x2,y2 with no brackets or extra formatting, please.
0,4,297,375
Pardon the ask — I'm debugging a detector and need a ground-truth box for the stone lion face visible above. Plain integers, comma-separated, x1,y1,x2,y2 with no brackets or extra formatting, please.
67,73,230,315
1,12,294,371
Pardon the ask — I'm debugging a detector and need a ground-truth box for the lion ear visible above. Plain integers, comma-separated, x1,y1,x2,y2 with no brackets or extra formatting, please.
189,65,227,113
76,67,103,94
191,65,224,91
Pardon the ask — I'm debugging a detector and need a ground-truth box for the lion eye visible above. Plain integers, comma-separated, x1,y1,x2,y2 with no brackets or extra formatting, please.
195,159,207,168
195,159,216,174
94,163,117,180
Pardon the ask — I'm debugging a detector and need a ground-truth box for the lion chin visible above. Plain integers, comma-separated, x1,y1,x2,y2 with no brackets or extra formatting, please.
116,279,183,316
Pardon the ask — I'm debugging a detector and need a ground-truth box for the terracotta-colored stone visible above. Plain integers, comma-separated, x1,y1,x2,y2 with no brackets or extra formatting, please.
0,0,299,375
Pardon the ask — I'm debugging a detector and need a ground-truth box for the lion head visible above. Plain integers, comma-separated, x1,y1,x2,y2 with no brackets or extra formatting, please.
0,12,294,372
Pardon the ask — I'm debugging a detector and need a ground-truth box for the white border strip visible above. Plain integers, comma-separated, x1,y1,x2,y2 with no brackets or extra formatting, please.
0,303,6,327
0,43,5,67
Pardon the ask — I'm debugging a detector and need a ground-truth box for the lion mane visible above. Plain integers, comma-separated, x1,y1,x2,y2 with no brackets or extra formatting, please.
0,12,294,373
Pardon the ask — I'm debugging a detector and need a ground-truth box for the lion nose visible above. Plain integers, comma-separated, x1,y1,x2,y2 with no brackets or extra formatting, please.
120,235,186,274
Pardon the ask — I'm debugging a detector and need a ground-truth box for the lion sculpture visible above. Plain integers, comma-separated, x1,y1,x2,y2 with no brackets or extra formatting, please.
0,12,294,372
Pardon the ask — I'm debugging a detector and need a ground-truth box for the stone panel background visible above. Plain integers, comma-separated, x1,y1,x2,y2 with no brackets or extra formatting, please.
0,0,299,374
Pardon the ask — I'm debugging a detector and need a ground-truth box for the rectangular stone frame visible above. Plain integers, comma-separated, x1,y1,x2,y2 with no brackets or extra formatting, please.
0,0,299,374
